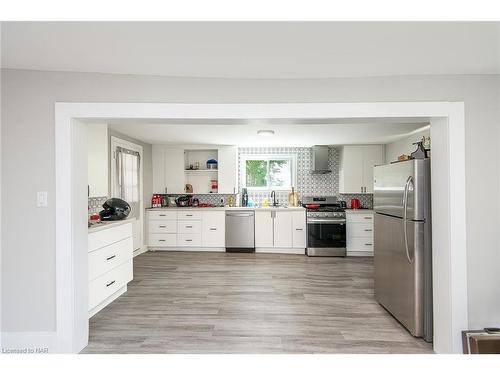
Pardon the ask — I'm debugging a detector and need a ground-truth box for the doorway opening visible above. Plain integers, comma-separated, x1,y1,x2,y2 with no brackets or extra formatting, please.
55,102,467,354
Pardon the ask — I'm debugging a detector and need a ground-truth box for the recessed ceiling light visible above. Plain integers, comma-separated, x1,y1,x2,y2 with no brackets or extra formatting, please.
257,130,275,136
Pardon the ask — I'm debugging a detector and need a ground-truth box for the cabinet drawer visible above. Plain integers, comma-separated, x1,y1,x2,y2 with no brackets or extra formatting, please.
178,210,202,220
347,213,374,223
149,210,177,221
177,233,202,247
347,237,374,252
149,220,177,234
149,233,177,247
89,259,133,310
177,220,201,234
89,237,133,281
88,223,132,252
347,223,374,238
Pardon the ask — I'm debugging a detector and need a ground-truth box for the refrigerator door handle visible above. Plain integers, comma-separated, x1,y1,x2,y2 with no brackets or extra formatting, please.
403,176,414,264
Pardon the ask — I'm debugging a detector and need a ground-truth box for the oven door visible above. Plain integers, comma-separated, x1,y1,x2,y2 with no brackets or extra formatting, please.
307,220,346,248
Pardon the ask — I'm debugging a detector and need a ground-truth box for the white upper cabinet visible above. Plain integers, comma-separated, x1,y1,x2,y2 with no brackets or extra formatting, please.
152,145,238,195
217,146,238,194
152,146,185,194
87,123,109,197
339,145,385,194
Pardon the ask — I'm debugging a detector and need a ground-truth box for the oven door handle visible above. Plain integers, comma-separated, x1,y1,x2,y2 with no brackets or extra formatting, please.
307,219,346,224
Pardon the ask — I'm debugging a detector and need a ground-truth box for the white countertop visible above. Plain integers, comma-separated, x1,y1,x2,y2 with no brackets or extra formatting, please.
345,209,374,214
146,206,305,212
88,218,136,234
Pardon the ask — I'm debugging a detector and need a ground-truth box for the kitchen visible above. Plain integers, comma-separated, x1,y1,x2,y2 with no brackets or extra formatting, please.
84,119,433,353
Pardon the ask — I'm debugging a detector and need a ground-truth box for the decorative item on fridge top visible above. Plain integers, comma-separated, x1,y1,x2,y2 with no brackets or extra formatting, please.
210,179,218,193
206,159,218,170
411,140,428,159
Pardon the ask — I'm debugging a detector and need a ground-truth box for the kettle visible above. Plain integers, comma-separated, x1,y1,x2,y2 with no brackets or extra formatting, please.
350,198,361,209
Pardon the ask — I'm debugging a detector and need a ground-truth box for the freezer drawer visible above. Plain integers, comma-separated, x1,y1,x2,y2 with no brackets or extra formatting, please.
374,213,425,337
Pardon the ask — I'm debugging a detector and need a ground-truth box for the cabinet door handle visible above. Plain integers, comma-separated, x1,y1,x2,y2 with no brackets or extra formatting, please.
106,280,116,287
209,228,217,231
159,239,166,242
159,214,166,217
106,255,116,261
364,229,372,232
159,225,166,228
185,225,193,228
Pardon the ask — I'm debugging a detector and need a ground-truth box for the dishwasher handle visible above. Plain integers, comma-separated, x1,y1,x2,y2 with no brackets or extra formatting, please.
226,212,255,217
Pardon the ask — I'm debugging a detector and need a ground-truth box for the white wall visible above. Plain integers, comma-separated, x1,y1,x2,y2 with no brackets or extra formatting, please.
1,70,499,335
385,126,430,163
87,123,109,197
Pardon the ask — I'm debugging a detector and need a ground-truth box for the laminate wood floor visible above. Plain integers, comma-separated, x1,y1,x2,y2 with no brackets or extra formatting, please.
82,251,433,354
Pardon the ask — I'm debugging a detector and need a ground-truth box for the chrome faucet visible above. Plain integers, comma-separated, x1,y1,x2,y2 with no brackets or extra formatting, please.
270,190,278,207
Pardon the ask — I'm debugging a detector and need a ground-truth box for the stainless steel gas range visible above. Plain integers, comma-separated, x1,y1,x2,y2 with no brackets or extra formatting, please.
303,196,346,257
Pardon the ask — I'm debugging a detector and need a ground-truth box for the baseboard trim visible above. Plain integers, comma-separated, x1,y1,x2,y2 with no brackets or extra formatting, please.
255,247,306,255
347,251,374,257
133,246,148,257
148,247,225,252
1,331,57,354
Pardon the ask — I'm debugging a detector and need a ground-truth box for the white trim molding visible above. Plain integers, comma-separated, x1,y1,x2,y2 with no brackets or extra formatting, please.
53,102,468,354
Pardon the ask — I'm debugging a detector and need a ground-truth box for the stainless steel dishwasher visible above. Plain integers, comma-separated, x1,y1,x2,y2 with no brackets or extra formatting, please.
225,210,255,252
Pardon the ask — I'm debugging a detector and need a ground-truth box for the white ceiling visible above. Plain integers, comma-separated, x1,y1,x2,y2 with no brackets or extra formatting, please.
2,22,499,79
107,121,429,146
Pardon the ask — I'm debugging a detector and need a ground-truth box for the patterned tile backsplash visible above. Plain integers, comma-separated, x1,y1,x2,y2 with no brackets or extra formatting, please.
238,146,374,209
88,196,108,215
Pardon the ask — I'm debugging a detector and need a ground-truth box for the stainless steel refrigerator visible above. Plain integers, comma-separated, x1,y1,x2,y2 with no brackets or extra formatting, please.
373,159,433,342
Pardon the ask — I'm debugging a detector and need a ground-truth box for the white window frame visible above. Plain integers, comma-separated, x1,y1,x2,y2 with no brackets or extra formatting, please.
241,153,297,191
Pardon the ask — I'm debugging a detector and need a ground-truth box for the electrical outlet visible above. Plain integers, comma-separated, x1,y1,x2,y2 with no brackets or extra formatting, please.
37,191,48,207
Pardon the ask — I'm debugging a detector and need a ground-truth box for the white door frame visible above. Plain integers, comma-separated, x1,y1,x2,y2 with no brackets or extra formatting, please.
110,136,145,255
55,102,467,354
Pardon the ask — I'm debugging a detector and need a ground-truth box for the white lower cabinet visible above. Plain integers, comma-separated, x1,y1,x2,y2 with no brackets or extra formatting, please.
255,211,274,247
346,211,374,256
88,222,133,317
255,209,306,254
148,209,225,251
202,211,225,247
273,211,293,248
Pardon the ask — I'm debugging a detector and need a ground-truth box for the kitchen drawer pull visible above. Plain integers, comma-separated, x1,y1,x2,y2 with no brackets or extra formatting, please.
106,280,116,287
209,228,217,231
185,214,193,217
159,239,166,242
185,225,193,228
364,217,372,220
295,228,303,231
364,229,373,232
159,225,167,228
159,214,166,217
106,255,116,261
365,243,373,246
185,239,193,242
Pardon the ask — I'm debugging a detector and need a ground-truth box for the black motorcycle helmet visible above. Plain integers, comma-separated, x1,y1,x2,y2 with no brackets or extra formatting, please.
99,198,131,221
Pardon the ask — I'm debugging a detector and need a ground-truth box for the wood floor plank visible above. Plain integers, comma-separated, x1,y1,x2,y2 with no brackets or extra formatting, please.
82,251,433,354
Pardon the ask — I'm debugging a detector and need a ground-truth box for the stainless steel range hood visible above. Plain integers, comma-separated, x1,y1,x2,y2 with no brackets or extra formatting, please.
311,145,331,174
